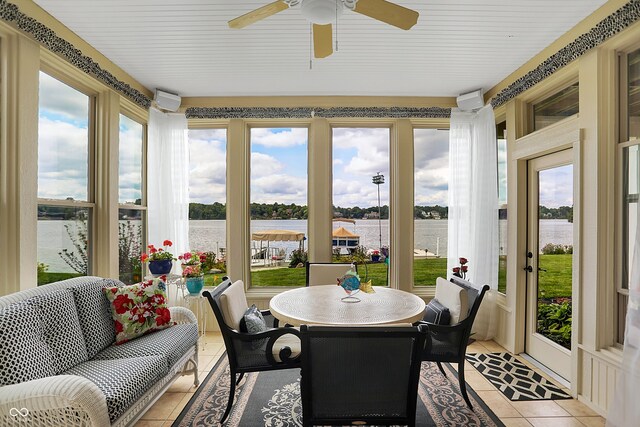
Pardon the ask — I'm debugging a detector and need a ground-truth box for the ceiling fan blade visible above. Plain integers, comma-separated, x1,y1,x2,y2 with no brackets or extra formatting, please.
354,0,419,30
313,24,333,58
228,0,290,29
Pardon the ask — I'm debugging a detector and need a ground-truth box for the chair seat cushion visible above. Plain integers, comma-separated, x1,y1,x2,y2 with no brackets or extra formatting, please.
424,298,451,325
93,323,198,369
435,277,469,324
64,355,168,423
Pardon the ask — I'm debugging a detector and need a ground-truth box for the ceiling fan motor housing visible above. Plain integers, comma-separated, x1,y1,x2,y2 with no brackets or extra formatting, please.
301,0,344,24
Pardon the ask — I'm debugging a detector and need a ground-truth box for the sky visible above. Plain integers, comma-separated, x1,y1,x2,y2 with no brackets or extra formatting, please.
38,72,144,204
36,72,556,209
38,72,90,201
119,115,143,204
414,129,450,207
539,164,573,208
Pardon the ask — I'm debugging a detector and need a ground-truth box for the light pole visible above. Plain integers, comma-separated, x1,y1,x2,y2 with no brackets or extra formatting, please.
372,172,385,251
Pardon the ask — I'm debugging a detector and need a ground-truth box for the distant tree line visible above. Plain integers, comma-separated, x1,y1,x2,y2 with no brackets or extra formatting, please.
188,202,452,220
539,205,573,222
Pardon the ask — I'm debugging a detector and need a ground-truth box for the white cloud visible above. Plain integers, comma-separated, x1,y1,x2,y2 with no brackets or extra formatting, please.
188,130,227,204
119,117,143,203
39,72,89,121
37,117,89,200
251,174,307,204
251,152,284,178
251,127,308,148
413,129,449,207
539,165,573,208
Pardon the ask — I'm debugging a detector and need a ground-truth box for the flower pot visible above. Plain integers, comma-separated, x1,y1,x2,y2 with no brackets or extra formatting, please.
371,254,380,263
185,276,204,295
149,259,173,275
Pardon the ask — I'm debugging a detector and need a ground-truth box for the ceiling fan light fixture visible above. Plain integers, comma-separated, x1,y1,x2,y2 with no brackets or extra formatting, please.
301,0,343,24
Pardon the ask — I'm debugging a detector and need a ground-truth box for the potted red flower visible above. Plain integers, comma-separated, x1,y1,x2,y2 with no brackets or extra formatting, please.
141,240,175,275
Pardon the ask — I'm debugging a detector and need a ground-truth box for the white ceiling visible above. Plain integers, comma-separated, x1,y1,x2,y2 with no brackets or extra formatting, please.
34,0,608,98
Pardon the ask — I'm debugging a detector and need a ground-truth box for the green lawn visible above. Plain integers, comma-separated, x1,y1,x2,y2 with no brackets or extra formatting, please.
38,254,572,294
538,254,572,298
38,272,82,285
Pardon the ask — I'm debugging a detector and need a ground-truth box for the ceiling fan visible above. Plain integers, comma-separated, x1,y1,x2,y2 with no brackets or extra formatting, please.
228,0,419,59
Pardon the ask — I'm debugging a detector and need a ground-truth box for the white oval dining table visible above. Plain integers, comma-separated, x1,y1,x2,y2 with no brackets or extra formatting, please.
269,285,426,326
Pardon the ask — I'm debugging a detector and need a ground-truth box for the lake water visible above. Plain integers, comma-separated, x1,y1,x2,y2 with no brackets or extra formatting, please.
38,219,572,272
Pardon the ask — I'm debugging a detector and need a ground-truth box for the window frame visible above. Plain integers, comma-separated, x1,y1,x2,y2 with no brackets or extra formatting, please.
615,45,640,345
117,111,148,282
37,68,97,280
247,122,310,289
528,80,580,134
411,126,450,287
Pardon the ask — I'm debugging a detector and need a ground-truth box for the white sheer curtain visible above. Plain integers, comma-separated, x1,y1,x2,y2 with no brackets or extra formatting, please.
147,108,190,270
607,209,640,426
448,104,499,340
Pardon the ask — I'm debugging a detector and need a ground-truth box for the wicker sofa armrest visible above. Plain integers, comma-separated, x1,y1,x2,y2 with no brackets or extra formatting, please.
0,375,110,427
170,306,197,324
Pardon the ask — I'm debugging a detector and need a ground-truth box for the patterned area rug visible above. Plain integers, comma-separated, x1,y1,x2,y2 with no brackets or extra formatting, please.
173,353,504,427
466,353,572,401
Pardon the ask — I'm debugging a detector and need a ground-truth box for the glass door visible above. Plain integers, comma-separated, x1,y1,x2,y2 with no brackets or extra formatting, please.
525,149,573,381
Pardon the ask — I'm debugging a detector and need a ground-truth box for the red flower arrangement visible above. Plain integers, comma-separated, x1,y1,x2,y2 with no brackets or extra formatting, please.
140,240,174,262
452,257,469,279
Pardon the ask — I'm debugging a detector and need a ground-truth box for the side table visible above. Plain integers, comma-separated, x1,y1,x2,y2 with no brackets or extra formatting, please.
182,292,207,349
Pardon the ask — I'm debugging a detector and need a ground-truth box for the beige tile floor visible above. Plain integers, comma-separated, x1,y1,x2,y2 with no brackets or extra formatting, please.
135,333,606,427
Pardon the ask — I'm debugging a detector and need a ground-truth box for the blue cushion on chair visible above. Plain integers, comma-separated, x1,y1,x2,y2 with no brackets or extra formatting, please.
424,298,451,325
239,305,267,334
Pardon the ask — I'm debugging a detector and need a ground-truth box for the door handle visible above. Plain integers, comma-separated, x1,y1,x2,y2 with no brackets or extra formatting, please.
523,265,533,273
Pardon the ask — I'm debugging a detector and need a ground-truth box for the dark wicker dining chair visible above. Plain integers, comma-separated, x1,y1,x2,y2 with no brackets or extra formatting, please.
416,276,489,409
203,278,301,424
299,324,429,427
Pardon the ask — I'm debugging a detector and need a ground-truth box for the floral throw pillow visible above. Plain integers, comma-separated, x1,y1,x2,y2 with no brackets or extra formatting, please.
103,278,172,344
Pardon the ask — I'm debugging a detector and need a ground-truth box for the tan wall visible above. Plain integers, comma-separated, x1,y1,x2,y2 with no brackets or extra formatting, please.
489,20,640,416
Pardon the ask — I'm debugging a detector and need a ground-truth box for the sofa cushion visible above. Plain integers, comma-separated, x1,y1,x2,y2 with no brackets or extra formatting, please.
69,277,121,358
94,323,198,370
0,303,56,386
103,278,172,344
220,280,248,331
435,277,469,325
27,288,89,373
64,355,168,423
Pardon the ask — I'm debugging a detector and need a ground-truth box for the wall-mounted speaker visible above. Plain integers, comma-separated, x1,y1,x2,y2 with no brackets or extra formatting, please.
456,89,484,111
154,89,181,112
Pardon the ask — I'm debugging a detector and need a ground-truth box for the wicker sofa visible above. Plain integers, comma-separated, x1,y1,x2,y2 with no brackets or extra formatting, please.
0,276,199,427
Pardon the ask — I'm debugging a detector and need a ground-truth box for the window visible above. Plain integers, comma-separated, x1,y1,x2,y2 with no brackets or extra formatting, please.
333,128,390,286
618,48,640,343
413,129,449,286
118,114,145,284
250,127,308,287
532,83,579,131
37,72,92,285
188,129,227,286
497,121,508,294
